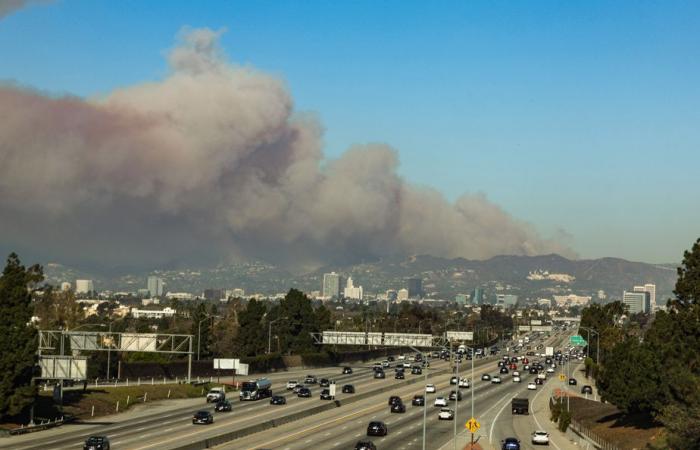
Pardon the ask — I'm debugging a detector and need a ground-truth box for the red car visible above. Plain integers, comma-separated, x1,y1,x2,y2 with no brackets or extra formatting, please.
509,363,517,370
522,358,529,364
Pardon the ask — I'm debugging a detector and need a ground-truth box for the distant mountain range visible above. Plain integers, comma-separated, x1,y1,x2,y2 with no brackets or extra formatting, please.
42,254,679,302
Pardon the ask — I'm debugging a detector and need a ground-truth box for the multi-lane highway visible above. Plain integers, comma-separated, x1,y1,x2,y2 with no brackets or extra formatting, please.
3,330,578,450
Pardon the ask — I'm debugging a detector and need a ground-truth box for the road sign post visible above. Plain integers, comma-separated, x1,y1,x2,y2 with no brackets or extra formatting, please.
465,417,480,447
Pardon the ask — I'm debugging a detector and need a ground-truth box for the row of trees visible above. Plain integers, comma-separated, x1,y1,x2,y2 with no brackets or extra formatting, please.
587,238,700,449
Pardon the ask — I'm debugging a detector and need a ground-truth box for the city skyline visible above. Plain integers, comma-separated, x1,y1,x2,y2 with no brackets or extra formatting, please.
1,1,699,268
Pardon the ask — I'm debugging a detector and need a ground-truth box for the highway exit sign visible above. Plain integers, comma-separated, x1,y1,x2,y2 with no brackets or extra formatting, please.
570,335,587,346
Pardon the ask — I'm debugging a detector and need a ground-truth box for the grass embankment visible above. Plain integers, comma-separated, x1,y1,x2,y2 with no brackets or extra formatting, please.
36,383,213,420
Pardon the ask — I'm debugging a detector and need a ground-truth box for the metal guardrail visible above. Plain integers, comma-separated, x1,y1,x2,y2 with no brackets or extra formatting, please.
6,416,75,436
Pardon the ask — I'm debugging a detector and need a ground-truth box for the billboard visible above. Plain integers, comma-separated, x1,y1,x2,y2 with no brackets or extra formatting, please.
39,355,87,380
69,333,99,351
446,331,473,342
237,363,249,376
518,325,531,332
120,333,157,352
530,320,542,326
382,333,433,347
322,331,366,345
531,325,553,332
214,358,239,370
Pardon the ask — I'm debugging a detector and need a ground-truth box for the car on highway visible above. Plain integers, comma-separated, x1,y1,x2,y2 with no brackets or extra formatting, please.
374,370,386,379
546,367,555,373
342,384,355,394
412,395,425,406
492,376,502,384
297,387,312,398
500,366,509,374
531,430,550,445
537,373,547,380
501,437,521,450
388,395,402,405
84,436,110,450
320,389,333,400
214,399,232,412
523,364,530,371
395,371,405,379
354,441,377,450
459,378,470,388
270,395,286,405
403,362,412,368
426,384,436,393
390,401,406,413
568,378,577,385
438,408,455,420
382,360,390,367
192,410,214,425
581,385,593,394
450,376,459,384
434,396,448,407
367,421,388,436
449,390,462,401
387,356,395,362
512,376,521,383
529,367,538,374
512,371,520,377
343,366,353,374
319,378,330,387
305,375,317,384
411,366,422,375
286,380,298,390
481,374,491,381
206,387,225,403
527,382,537,390
535,378,544,385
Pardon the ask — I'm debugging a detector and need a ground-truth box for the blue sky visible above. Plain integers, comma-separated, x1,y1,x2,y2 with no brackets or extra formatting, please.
1,0,699,263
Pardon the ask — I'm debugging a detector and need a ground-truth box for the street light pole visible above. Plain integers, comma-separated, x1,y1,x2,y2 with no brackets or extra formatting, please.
268,317,288,354
453,340,460,450
106,321,112,380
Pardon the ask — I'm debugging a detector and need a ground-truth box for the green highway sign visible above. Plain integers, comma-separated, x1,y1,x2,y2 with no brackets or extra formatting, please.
570,335,588,346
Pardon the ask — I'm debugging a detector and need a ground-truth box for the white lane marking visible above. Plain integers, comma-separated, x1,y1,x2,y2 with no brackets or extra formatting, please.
489,387,521,444
531,383,562,450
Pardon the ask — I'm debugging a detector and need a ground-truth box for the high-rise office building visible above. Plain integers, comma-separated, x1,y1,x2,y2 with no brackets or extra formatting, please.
455,294,469,305
147,276,164,297
75,279,94,294
633,284,656,310
496,294,518,307
406,277,423,299
623,290,651,314
397,288,409,302
471,288,484,305
322,272,343,299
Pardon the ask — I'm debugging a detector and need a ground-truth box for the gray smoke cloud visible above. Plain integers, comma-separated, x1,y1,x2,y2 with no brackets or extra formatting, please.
0,0,53,19
0,28,573,270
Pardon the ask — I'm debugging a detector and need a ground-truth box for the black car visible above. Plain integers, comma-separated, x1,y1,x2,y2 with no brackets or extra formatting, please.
568,378,578,385
395,371,405,379
342,384,355,394
388,395,402,406
450,376,458,385
387,356,395,362
581,385,593,394
529,367,538,374
412,395,425,406
214,399,232,412
355,441,377,450
374,370,385,379
367,421,388,436
449,390,463,401
84,436,110,450
501,437,521,450
390,401,406,413
319,378,330,387
305,375,317,384
411,366,422,375
192,410,213,425
500,367,509,374
481,374,491,381
342,367,353,374
270,395,286,405
535,377,544,385
320,389,333,400
297,387,312,398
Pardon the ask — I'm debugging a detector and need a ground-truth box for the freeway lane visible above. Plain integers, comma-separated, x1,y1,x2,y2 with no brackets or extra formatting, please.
4,361,406,450
217,334,561,450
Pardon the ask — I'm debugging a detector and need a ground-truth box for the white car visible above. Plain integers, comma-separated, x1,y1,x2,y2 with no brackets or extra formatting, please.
527,382,537,390
438,408,455,420
403,362,412,368
491,376,502,384
512,376,521,383
512,371,520,377
459,378,470,388
546,367,555,373
434,396,448,407
398,355,406,361
538,373,547,380
426,384,437,393
286,380,298,390
532,430,550,445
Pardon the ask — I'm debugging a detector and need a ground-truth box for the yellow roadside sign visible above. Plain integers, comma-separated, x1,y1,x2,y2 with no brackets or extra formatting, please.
559,374,566,381
465,417,480,433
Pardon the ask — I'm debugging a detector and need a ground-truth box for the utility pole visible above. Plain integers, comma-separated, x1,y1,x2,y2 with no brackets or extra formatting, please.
453,342,460,450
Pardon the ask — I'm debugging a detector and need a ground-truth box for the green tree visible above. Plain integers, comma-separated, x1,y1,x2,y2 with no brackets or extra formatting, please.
276,289,320,354
234,299,267,356
672,237,700,308
0,253,43,420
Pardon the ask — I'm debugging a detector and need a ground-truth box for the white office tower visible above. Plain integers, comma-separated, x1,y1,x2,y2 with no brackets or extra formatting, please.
322,272,343,299
60,281,72,292
397,288,409,302
147,276,164,297
343,277,363,300
623,290,651,314
633,284,656,310
75,279,94,294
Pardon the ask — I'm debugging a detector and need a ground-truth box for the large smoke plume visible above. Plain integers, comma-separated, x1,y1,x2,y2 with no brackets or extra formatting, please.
0,28,572,270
